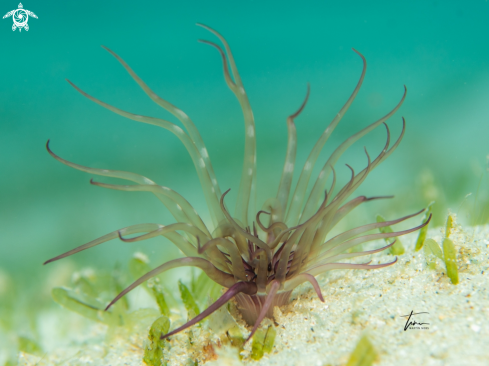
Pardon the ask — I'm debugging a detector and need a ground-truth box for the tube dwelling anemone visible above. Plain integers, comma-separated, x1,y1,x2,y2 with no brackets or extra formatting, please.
44,24,430,342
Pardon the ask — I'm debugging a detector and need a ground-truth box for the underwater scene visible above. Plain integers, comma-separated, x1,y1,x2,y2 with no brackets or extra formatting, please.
1,0,488,365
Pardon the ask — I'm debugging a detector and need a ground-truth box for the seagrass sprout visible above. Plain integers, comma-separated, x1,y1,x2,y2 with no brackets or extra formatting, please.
44,24,430,342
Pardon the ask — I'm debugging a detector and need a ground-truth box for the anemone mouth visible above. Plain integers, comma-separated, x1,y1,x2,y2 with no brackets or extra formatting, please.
235,290,292,325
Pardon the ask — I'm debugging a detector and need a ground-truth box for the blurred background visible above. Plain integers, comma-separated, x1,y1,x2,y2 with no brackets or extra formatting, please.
1,0,488,358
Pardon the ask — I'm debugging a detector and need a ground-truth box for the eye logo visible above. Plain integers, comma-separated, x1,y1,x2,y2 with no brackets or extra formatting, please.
3,3,38,32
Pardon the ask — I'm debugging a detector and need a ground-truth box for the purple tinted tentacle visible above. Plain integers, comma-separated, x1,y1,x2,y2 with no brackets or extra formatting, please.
161,281,257,340
307,257,398,277
256,210,271,232
246,280,280,342
301,273,325,302
220,189,273,261
105,257,235,310
256,211,288,234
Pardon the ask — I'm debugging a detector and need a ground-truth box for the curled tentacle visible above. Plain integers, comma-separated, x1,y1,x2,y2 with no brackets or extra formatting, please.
256,211,287,233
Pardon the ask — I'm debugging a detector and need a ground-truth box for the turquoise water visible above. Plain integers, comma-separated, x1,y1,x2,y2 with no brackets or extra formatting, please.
1,0,488,295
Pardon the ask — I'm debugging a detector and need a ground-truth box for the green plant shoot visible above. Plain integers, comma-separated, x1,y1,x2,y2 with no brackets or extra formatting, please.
346,334,378,366
251,325,276,360
445,214,454,238
423,238,443,269
415,201,434,251
143,316,170,366
376,215,405,255
443,238,459,285
52,287,121,326
178,281,200,318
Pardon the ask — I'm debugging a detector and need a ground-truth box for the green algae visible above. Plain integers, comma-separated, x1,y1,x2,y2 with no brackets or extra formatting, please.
191,270,222,304
251,325,276,360
423,238,443,269
18,336,42,356
415,201,435,251
152,286,171,317
376,215,405,255
346,334,378,366
51,287,122,326
179,280,200,318
443,238,459,285
421,213,459,284
143,316,171,366
227,325,245,349
445,214,454,238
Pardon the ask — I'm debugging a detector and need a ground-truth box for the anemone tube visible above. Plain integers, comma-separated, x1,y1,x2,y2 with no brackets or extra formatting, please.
44,24,430,342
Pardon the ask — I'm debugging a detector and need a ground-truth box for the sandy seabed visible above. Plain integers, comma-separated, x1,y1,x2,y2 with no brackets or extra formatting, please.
17,224,489,366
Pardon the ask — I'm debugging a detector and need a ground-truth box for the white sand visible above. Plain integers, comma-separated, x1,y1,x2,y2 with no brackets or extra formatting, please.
17,224,489,366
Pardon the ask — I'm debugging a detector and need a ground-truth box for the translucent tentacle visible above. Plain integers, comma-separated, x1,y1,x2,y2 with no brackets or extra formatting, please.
118,223,209,244
212,221,249,261
268,190,329,251
255,211,287,234
343,118,406,193
196,23,243,94
308,195,393,257
90,180,210,237
307,162,362,251
317,214,432,262
46,140,189,225
283,257,397,291
198,24,256,226
286,273,324,302
321,209,425,253
311,148,375,247
198,40,236,91
256,253,268,294
334,120,405,205
274,191,330,284
65,80,224,227
246,280,280,342
101,46,222,203
276,84,310,221
328,195,393,233
301,92,406,223
197,238,247,281
43,223,161,265
286,223,317,278
220,189,272,261
105,257,238,310
116,224,229,267
306,257,398,278
285,49,367,227
161,281,257,340
325,123,391,206
318,240,396,265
